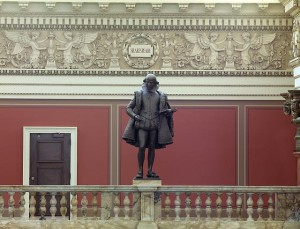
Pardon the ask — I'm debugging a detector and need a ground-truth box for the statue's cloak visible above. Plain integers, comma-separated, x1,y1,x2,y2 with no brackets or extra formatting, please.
122,90,174,149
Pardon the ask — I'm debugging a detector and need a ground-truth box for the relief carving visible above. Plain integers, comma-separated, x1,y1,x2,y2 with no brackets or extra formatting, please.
0,30,291,71
5,31,47,68
55,32,98,69
123,33,159,69
181,31,289,70
185,32,226,70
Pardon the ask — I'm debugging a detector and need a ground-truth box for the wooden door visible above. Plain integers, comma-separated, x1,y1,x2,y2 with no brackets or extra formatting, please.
30,133,71,217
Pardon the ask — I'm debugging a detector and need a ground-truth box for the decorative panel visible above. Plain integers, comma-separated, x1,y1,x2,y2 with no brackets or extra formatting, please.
247,106,297,185
120,105,238,185
0,106,110,185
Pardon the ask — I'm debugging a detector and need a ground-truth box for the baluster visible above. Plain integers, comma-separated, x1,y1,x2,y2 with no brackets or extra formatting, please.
195,192,201,220
50,192,57,219
216,193,222,219
71,192,78,219
236,193,243,220
123,192,130,220
29,192,36,219
185,192,191,221
267,193,274,221
19,192,26,218
164,192,171,220
92,192,98,219
246,193,254,221
226,193,233,220
8,192,15,218
39,192,46,220
113,192,120,220
174,192,181,221
60,192,67,218
0,192,3,218
81,192,88,218
205,193,212,220
257,193,264,221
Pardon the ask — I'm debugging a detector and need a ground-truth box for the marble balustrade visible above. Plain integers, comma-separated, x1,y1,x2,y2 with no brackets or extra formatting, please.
0,185,299,223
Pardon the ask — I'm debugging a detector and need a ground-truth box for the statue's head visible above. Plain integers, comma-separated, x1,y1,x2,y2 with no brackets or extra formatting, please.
143,73,159,84
142,73,159,91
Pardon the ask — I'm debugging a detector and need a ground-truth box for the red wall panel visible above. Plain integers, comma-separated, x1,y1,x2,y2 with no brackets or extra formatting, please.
247,107,296,186
120,106,237,185
0,106,110,185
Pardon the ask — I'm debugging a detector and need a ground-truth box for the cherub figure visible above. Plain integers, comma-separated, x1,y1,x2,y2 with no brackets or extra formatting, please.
185,32,225,69
55,32,98,68
234,32,276,69
5,31,47,68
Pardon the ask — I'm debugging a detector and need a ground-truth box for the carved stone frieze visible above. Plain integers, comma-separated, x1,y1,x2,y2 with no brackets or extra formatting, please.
0,30,292,71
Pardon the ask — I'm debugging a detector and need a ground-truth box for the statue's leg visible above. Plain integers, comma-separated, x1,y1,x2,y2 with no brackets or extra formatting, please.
136,129,148,179
147,130,159,178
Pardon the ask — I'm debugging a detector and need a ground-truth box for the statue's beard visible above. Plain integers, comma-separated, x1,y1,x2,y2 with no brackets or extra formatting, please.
142,83,159,92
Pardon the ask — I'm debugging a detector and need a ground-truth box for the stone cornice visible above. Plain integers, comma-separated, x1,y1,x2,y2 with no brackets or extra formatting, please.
0,14,292,31
0,1,285,15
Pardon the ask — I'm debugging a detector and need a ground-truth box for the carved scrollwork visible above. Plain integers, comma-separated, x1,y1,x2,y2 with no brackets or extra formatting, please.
122,33,159,69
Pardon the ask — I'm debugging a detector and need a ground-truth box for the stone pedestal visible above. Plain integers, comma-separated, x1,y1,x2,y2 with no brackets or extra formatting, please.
133,179,162,229
293,152,300,185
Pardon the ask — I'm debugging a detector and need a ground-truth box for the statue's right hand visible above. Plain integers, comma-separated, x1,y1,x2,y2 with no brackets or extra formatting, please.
134,115,143,121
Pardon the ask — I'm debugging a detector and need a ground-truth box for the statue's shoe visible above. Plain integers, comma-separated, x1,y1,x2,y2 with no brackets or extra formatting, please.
134,172,143,179
146,171,159,178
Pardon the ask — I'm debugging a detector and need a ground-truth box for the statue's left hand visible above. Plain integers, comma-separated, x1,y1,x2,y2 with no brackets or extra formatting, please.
166,108,177,113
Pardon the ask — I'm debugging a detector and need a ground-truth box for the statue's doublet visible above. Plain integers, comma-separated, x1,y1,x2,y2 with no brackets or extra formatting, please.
122,90,174,149
137,91,160,130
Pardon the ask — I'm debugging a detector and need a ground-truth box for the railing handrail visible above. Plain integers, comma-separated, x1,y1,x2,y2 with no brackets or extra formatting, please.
0,185,139,192
158,185,300,193
0,185,298,192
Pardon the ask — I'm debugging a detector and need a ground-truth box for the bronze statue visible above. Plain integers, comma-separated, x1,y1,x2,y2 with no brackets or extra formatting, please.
122,73,176,179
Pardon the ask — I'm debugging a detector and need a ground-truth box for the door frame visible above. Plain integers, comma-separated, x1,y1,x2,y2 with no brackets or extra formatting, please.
23,126,77,218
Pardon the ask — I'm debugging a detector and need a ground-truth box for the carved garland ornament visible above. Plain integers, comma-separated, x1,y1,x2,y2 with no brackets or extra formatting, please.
122,33,159,69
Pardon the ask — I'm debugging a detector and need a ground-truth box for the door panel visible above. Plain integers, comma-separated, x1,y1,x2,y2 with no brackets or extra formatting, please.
30,133,71,217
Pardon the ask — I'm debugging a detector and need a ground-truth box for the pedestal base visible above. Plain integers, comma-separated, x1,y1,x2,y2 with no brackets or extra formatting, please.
137,221,158,229
133,179,162,186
